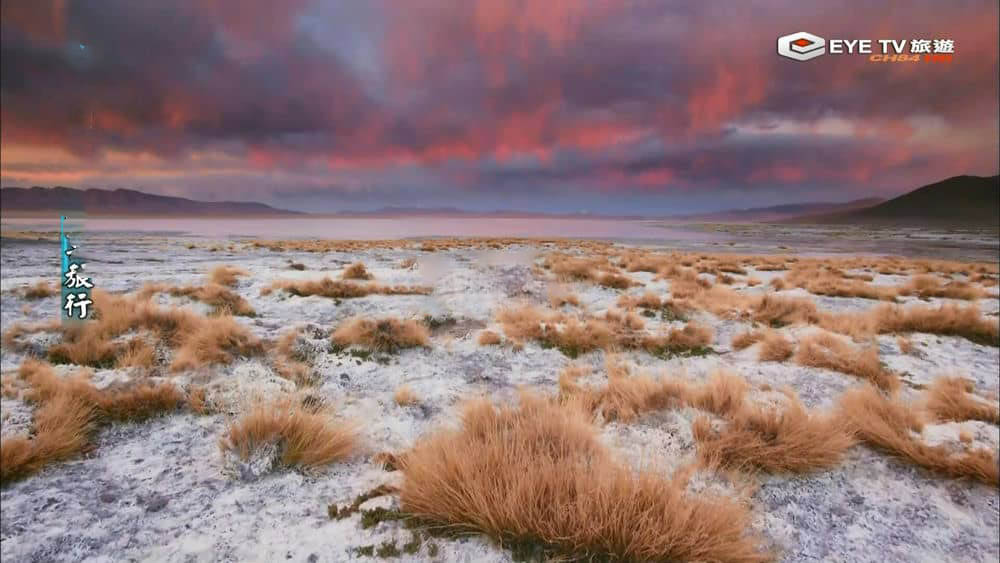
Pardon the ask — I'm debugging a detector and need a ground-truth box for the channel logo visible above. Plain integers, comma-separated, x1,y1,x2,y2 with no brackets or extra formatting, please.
777,32,826,61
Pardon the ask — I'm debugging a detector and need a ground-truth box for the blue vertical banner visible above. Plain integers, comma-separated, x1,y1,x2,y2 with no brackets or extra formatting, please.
60,216,94,322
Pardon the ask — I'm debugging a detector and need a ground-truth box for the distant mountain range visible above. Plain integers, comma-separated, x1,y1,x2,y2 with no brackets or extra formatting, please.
674,198,884,222
0,186,301,216
2,175,997,225
786,175,999,226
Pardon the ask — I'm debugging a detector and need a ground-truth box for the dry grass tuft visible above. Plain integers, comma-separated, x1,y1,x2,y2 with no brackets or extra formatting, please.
924,377,999,424
693,395,855,473
394,385,420,406
332,317,430,353
751,295,818,327
398,392,769,562
731,330,763,350
547,286,581,308
496,304,712,358
34,291,263,372
342,262,374,280
542,253,638,289
262,277,430,299
785,265,898,301
209,265,249,287
872,303,998,347
138,282,256,316
839,385,999,486
758,331,794,362
795,331,898,391
897,336,915,355
688,371,749,417
899,275,985,301
23,281,58,299
477,330,502,346
559,364,689,423
220,396,357,470
272,329,315,386
1,360,185,485
169,315,265,372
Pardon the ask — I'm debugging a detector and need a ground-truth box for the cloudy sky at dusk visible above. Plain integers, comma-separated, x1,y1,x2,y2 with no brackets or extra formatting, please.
1,1,997,214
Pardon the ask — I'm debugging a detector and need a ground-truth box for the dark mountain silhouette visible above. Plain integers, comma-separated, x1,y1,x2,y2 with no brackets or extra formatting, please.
789,175,999,226
675,198,884,222
0,186,301,216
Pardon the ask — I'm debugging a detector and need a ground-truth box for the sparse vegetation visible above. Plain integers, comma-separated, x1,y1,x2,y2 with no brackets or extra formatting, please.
262,277,430,299
23,290,263,371
899,275,985,301
139,282,256,316
923,377,999,424
332,318,430,354
1,360,185,485
496,304,712,359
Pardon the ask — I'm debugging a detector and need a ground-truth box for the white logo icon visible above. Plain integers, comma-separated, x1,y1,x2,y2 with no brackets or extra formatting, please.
777,32,826,61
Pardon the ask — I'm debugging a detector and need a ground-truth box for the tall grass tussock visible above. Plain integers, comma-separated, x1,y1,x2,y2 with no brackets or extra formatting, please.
398,392,769,562
838,385,998,486
220,396,357,471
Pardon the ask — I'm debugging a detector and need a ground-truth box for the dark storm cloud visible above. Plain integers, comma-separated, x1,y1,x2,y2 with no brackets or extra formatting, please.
1,0,996,212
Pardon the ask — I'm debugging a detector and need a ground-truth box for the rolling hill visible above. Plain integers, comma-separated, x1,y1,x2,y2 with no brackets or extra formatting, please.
788,175,999,226
0,186,301,216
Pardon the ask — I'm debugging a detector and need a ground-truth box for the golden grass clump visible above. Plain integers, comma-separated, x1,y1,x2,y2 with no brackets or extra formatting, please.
872,303,998,347
262,277,431,299
496,305,711,358
394,385,420,406
168,315,265,372
838,385,998,486
924,377,999,424
137,282,256,316
751,295,818,327
693,394,856,473
477,330,503,346
785,266,898,301
547,286,581,308
559,364,690,423
220,396,357,470
731,330,763,350
896,336,915,355
23,281,58,299
398,392,769,562
1,360,185,485
795,331,898,391
542,253,638,289
38,290,263,371
899,275,985,301
331,317,430,353
209,265,249,287
341,262,374,280
688,371,749,417
758,331,794,362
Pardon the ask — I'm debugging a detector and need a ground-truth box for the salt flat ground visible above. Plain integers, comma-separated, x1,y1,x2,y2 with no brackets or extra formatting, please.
1,231,998,562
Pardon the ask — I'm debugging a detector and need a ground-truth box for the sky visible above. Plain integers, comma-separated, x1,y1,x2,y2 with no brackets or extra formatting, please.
1,0,997,214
